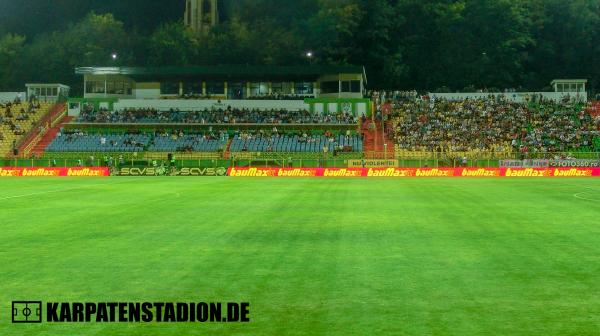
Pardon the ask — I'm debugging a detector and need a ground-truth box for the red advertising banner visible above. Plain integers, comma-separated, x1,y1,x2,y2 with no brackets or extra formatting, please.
228,167,600,177
0,167,110,177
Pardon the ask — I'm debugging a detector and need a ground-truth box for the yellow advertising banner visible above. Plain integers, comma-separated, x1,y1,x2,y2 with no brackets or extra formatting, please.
347,160,398,168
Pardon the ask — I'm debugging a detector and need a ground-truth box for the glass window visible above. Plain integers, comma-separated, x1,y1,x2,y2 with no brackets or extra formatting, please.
294,82,314,95
124,82,132,95
249,82,268,96
206,81,225,95
183,82,203,95
228,82,245,99
114,82,125,95
107,82,115,94
87,81,105,94
161,82,179,95
270,82,293,94
250,83,260,96
321,81,339,94
52,88,58,96
271,82,283,93
351,80,361,93
341,81,351,92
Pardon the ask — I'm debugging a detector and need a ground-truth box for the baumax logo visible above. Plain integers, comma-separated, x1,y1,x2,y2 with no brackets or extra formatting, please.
415,169,453,177
0,167,109,177
505,168,550,177
461,168,500,177
228,168,274,177
553,168,592,177
67,168,104,177
0,168,21,176
322,169,362,177
21,168,60,177
367,168,415,177
278,168,317,177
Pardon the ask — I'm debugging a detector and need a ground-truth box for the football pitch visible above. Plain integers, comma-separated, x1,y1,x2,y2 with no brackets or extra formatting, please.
1,177,600,335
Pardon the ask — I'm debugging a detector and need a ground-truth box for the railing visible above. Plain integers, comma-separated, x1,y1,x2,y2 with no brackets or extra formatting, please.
16,102,67,158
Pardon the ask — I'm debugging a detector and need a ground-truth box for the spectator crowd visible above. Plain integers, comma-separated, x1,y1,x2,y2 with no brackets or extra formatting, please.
72,93,600,156
387,95,600,155
77,106,358,125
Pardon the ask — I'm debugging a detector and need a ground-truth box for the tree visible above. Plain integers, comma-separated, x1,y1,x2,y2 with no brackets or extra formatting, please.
23,13,132,94
0,0,599,92
147,22,200,66
0,33,26,90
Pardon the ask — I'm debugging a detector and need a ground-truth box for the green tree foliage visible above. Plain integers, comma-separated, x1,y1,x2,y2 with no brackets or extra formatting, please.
22,13,131,93
0,33,25,90
0,0,598,93
147,22,199,66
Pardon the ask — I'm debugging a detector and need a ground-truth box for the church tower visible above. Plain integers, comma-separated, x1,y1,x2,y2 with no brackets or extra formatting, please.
184,0,218,35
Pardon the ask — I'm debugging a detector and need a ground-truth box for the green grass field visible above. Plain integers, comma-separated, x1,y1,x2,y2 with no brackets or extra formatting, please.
1,177,600,335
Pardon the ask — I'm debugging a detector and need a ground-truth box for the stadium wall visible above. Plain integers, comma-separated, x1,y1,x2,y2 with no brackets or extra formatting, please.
0,92,25,102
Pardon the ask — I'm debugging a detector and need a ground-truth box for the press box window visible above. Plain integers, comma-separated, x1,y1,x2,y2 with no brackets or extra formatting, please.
206,82,225,95
161,82,179,95
250,82,269,96
86,82,105,94
321,81,340,94
183,82,203,95
294,82,314,95
341,81,350,92
271,83,283,94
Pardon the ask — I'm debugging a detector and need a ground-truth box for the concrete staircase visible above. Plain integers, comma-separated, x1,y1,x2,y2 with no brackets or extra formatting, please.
222,138,233,159
361,119,395,159
30,115,74,156
587,101,600,119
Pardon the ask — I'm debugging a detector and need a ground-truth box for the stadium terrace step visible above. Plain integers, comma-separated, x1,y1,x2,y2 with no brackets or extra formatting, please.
362,119,395,158
223,139,233,159
587,101,600,119
3,102,54,157
30,114,73,157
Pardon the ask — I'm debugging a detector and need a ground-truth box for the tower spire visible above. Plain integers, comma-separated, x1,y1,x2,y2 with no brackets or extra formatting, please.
184,0,218,35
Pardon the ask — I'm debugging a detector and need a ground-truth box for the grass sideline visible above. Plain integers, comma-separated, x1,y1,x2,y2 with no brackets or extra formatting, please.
1,177,600,335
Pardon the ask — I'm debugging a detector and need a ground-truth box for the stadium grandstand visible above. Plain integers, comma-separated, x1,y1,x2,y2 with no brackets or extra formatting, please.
0,95,55,157
1,68,599,169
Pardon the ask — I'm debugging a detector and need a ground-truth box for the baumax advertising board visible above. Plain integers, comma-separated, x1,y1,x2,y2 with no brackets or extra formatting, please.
0,167,110,177
227,167,600,177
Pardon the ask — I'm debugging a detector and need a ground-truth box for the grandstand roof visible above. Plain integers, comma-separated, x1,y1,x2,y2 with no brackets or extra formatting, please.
75,65,366,81
550,79,587,85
